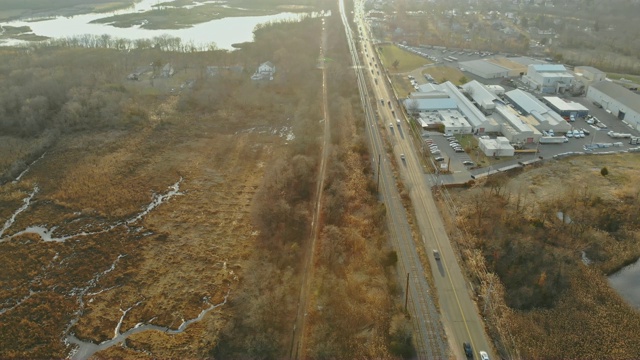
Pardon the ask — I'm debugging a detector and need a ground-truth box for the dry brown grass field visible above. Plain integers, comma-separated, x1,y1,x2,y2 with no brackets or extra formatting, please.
440,154,640,359
0,94,284,357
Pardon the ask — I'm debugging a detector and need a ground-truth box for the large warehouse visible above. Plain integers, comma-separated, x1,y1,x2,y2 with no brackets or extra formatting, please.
403,81,500,133
522,64,574,94
587,81,640,131
542,96,589,118
462,81,541,144
504,89,571,133
458,59,510,79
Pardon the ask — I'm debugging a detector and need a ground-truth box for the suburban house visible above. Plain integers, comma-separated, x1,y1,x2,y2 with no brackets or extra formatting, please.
251,61,276,80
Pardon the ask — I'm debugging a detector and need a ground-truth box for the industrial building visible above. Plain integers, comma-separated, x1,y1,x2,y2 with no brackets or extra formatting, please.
457,59,510,79
573,66,606,88
403,81,499,134
462,81,541,145
458,56,543,80
522,64,574,94
504,89,571,133
478,136,515,157
587,81,640,131
542,97,589,118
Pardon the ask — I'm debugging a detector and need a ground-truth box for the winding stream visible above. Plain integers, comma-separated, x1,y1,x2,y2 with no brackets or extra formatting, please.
1,178,183,243
609,258,640,310
66,291,229,360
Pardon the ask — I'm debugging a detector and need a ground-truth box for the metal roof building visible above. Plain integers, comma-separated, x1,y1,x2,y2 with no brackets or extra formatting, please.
461,80,498,114
457,59,510,79
404,81,500,133
542,96,589,117
504,89,571,133
522,64,574,94
587,81,640,131
462,80,540,144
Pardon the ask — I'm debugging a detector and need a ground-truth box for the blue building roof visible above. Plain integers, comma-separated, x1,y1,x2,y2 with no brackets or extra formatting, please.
531,64,567,72
404,98,457,111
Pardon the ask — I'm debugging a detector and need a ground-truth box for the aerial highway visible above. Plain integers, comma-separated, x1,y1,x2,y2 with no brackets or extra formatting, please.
345,0,497,359
338,0,448,358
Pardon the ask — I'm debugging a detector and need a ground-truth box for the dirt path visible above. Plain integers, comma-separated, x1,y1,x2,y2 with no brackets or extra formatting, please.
290,22,329,360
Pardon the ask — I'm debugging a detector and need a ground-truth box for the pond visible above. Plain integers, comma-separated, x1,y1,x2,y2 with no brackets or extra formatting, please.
608,257,640,310
0,0,312,50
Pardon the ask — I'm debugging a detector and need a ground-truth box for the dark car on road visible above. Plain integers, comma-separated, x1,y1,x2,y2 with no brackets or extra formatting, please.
463,342,473,358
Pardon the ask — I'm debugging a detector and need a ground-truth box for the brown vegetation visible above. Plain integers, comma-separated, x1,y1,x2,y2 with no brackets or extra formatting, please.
440,155,640,358
0,14,332,360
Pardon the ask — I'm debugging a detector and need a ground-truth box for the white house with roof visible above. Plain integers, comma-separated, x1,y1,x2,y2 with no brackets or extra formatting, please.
504,89,571,133
522,64,574,94
587,81,640,130
251,61,276,80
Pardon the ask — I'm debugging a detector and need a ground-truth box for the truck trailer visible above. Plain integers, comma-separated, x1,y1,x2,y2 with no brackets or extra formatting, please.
539,136,569,144
607,131,632,139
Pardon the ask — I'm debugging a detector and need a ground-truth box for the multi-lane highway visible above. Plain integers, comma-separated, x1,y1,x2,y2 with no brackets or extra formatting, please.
338,0,448,358
343,0,496,359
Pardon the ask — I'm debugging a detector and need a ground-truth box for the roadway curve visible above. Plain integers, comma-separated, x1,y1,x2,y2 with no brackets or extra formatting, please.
349,1,496,359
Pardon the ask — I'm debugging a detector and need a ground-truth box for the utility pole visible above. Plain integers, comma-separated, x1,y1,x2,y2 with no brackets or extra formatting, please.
404,272,410,312
376,154,381,193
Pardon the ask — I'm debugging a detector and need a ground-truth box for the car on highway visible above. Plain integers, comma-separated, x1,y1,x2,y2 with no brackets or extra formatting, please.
463,342,473,358
479,351,490,360
400,153,405,161
433,249,440,260
389,123,393,129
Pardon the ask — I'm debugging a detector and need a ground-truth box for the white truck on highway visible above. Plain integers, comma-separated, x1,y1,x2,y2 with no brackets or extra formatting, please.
539,136,569,144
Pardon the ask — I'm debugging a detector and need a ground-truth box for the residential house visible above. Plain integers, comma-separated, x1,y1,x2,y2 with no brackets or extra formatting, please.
251,61,276,81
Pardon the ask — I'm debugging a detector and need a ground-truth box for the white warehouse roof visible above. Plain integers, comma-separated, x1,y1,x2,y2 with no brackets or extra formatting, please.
543,97,589,112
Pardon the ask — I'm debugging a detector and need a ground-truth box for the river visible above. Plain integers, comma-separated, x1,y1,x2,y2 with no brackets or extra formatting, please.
0,0,311,50
609,258,640,310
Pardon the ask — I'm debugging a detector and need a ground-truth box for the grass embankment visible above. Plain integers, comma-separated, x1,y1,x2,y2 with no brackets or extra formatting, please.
377,44,430,73
442,154,640,358
422,66,465,85
91,0,315,30
0,26,49,41
91,5,275,29
0,0,133,20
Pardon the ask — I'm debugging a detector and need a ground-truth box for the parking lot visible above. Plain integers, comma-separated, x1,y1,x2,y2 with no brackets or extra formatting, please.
399,44,499,67
420,100,640,185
